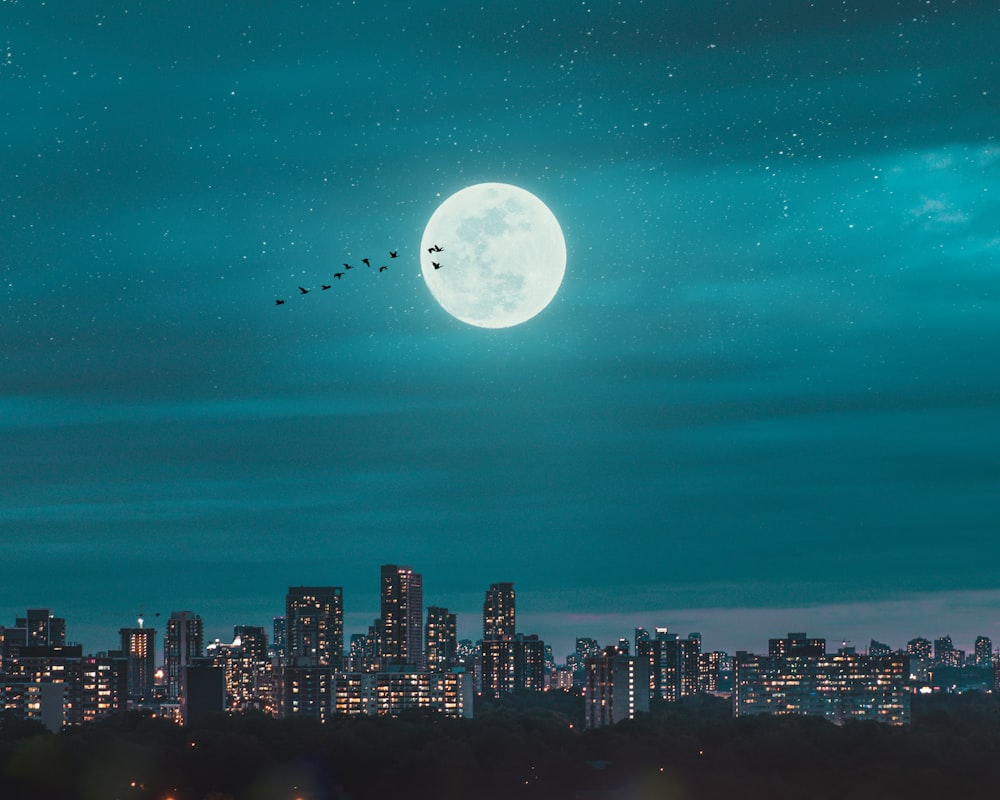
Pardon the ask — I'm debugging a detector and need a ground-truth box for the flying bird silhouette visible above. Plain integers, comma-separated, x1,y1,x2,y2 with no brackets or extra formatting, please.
333,272,344,279
379,265,388,272
361,258,371,267
389,250,398,258
321,284,331,290
298,286,310,294
275,299,285,305
432,261,443,270
428,244,443,253
343,263,353,270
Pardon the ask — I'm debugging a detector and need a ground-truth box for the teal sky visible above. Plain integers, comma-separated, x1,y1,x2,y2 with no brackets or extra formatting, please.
3,1,999,661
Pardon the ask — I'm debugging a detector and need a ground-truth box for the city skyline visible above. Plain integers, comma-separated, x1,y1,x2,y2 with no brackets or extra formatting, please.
4,3,999,664
5,573,998,667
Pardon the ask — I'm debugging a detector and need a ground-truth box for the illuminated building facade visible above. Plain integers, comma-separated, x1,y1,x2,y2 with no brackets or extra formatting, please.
481,633,547,698
285,586,343,668
120,622,156,702
768,632,825,658
483,582,515,641
907,637,932,682
69,654,128,726
430,668,474,718
584,645,650,729
479,581,544,697
636,628,701,702
331,668,473,719
380,565,423,669
733,634,910,725
347,623,382,673
164,611,204,702
698,650,724,693
907,637,932,659
568,637,601,685
1,680,66,732
933,635,963,667
16,609,66,648
974,636,993,667
283,665,333,722
0,644,127,730
271,616,287,664
550,665,574,690
869,639,892,656
481,637,515,697
514,634,546,691
426,606,457,672
206,625,273,715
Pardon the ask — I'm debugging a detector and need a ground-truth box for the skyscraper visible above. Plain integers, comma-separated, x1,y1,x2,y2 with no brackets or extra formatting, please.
285,586,344,668
584,645,650,729
16,609,66,647
206,625,272,714
164,611,204,703
271,616,287,664
975,636,993,667
513,634,546,692
681,633,702,697
120,618,156,702
483,582,515,641
380,565,423,669
479,580,545,698
480,638,515,697
426,606,457,672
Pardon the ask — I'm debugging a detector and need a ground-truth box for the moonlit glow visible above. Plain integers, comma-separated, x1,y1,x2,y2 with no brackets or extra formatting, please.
420,183,567,328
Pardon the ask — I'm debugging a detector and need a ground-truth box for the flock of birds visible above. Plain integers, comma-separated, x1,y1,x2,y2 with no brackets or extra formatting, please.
274,244,445,305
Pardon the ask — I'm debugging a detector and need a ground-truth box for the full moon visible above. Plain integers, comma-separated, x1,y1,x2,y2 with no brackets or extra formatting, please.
420,183,567,328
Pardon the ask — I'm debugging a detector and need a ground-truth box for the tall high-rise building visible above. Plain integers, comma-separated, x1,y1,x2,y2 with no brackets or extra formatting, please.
906,637,932,682
283,665,333,722
975,636,993,667
481,633,546,698
206,626,273,714
16,610,66,647
933,635,953,664
120,618,156,702
568,637,601,685
164,611,204,702
698,650,725,693
483,582,515,641
907,637,932,659
682,633,702,697
933,635,964,667
271,616,287,664
481,638,515,697
635,628,702,702
584,645,650,728
426,606,457,672
869,639,892,657
380,565,423,669
285,587,344,668
514,634,546,692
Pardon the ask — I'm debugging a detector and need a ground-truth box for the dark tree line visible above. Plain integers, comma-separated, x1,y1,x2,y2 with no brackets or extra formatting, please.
4,692,1000,799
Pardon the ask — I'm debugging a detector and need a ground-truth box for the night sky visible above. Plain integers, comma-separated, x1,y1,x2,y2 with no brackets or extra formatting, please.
3,1,999,662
